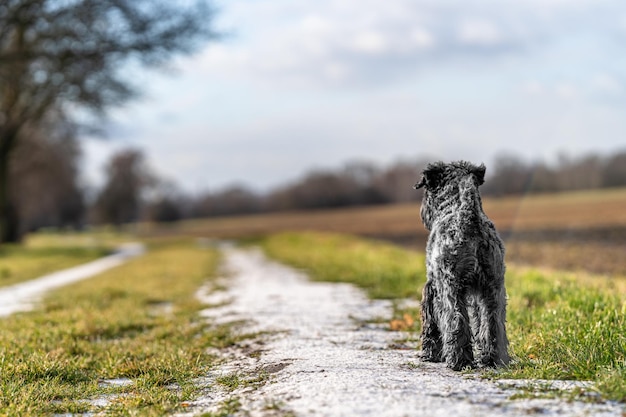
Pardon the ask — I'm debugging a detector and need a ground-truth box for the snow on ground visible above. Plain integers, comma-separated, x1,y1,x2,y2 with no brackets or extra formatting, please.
0,242,145,317
178,246,626,417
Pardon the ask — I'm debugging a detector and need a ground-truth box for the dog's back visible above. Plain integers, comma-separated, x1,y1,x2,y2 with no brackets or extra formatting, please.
420,163,504,286
457,175,506,288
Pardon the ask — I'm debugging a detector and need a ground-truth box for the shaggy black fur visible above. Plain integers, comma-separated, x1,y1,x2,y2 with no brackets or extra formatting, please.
414,161,510,370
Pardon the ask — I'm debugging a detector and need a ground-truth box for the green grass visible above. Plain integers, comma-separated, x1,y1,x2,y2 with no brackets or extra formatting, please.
260,231,626,402
0,239,244,415
199,396,243,417
0,230,128,288
503,269,626,393
24,228,131,250
260,232,426,300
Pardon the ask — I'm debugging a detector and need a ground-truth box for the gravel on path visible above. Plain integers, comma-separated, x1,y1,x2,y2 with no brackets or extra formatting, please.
179,246,625,417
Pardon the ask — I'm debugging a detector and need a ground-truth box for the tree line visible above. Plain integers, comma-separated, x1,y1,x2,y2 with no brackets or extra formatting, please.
186,151,626,218
481,152,626,196
6,135,626,237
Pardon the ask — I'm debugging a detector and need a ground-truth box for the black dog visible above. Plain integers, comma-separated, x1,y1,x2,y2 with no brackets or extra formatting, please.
415,161,510,370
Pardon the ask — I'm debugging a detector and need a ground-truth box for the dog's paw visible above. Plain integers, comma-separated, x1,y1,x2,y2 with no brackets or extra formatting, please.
419,350,442,363
447,358,475,371
479,353,510,368
446,350,475,371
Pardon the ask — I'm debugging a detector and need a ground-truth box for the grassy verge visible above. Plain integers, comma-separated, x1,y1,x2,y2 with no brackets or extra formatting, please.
260,231,626,402
0,239,241,415
0,230,128,288
260,232,426,300
503,267,626,398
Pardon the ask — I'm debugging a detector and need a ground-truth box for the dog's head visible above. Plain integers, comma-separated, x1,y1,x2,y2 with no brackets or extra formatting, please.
414,161,486,230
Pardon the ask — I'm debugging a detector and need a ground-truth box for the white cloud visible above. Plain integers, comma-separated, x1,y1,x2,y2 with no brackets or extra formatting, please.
410,28,435,49
322,62,350,81
457,19,503,46
299,15,334,56
300,14,334,35
352,31,388,54
521,74,626,104
522,80,545,95
196,0,626,89
82,0,626,192
191,0,558,89
555,83,579,100
591,74,624,96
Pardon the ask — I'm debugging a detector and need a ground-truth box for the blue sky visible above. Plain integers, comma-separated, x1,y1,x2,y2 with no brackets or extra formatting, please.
83,0,626,192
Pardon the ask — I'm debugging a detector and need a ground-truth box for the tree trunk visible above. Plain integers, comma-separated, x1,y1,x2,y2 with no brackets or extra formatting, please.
0,143,11,243
0,131,21,244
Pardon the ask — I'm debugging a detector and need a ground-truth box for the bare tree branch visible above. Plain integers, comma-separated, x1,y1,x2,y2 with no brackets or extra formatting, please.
0,0,218,242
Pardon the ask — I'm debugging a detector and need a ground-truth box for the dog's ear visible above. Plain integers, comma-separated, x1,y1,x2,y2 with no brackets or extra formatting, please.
473,164,486,186
414,164,444,190
413,176,426,190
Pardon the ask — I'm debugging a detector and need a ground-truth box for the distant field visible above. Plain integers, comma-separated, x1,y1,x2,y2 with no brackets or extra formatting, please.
143,187,626,240
142,187,626,276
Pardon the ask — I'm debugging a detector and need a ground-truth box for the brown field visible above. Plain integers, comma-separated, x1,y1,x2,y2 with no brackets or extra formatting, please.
141,187,626,276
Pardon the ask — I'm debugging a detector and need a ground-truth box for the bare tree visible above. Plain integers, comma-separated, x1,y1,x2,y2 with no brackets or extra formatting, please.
10,111,84,235
375,159,429,203
145,178,185,223
192,185,262,217
93,148,151,226
481,154,534,196
602,151,626,188
0,0,217,242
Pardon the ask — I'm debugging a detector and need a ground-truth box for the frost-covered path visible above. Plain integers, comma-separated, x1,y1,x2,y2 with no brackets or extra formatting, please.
0,242,145,317
181,246,625,417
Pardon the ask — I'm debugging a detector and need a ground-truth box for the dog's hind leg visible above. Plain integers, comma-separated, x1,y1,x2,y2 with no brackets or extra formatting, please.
441,283,474,371
477,285,510,367
420,280,443,362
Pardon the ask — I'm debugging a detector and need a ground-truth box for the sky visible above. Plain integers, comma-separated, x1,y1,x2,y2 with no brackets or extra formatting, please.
83,0,626,193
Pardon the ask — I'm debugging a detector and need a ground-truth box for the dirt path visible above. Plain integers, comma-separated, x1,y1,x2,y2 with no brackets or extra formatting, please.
0,242,145,317
180,246,625,417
